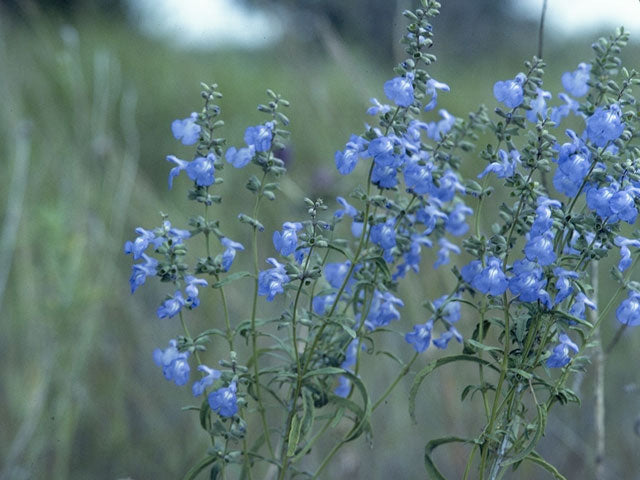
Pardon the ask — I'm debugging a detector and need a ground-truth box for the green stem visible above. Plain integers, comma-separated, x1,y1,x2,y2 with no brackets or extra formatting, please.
372,352,418,411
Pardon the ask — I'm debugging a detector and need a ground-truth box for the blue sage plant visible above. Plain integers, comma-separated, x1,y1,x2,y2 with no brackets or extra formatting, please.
124,1,640,478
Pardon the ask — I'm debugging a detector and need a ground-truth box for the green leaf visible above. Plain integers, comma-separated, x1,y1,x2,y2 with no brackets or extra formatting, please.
199,397,210,431
209,463,221,480
302,366,344,380
409,355,499,422
424,436,475,480
464,338,503,353
287,414,302,457
212,271,253,288
525,451,568,480
182,455,217,480
502,404,547,466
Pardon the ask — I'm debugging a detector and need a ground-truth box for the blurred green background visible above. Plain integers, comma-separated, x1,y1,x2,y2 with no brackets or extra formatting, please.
1,0,639,478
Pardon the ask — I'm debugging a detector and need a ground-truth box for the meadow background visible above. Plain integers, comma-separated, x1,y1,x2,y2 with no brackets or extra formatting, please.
1,0,639,478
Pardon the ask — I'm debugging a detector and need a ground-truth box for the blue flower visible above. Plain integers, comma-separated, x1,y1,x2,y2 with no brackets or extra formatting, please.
124,227,164,260
429,169,464,202
185,276,208,308
368,135,398,166
614,236,640,272
434,238,460,269
526,88,551,123
372,162,400,188
463,256,508,296
586,184,615,218
166,155,189,189
546,333,579,368
258,258,290,301
244,122,274,152
365,290,404,330
403,158,434,195
445,203,473,236
192,365,222,397
508,259,551,307
393,233,432,280
478,149,520,179
220,237,245,271
569,292,597,320
371,218,397,252
208,381,238,417
616,290,640,326
383,72,414,107
433,326,463,350
171,112,201,145
403,122,430,153
129,253,158,293
273,222,303,256
186,153,216,187
433,294,461,323
325,261,355,290
561,62,591,97
294,247,309,265
426,109,456,141
335,376,351,398
524,230,556,266
157,290,186,319
553,129,591,197
586,104,624,147
493,73,526,108
335,135,368,175
424,78,450,112
312,293,336,315
415,200,447,234
153,339,190,386
334,196,358,218
550,93,580,126
405,320,433,353
366,98,392,116
225,145,255,168
610,188,639,224
553,267,579,305
530,197,562,237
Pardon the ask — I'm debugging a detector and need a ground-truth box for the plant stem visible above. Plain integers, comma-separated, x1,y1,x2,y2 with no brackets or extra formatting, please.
372,352,419,411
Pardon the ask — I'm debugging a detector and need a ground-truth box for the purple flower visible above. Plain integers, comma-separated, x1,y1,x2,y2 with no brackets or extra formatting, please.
445,203,473,236
424,78,450,112
157,290,186,319
493,73,526,108
405,320,433,353
208,381,238,417
171,112,201,145
526,88,551,123
561,63,591,97
185,276,208,308
129,253,158,293
546,333,579,368
433,326,463,350
616,290,640,326
614,236,640,272
586,104,624,147
221,237,245,271
192,365,222,397
244,122,274,152
524,231,556,266
478,149,520,179
273,222,303,256
153,339,190,386
434,238,460,269
258,258,290,301
383,72,414,107
225,145,255,168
